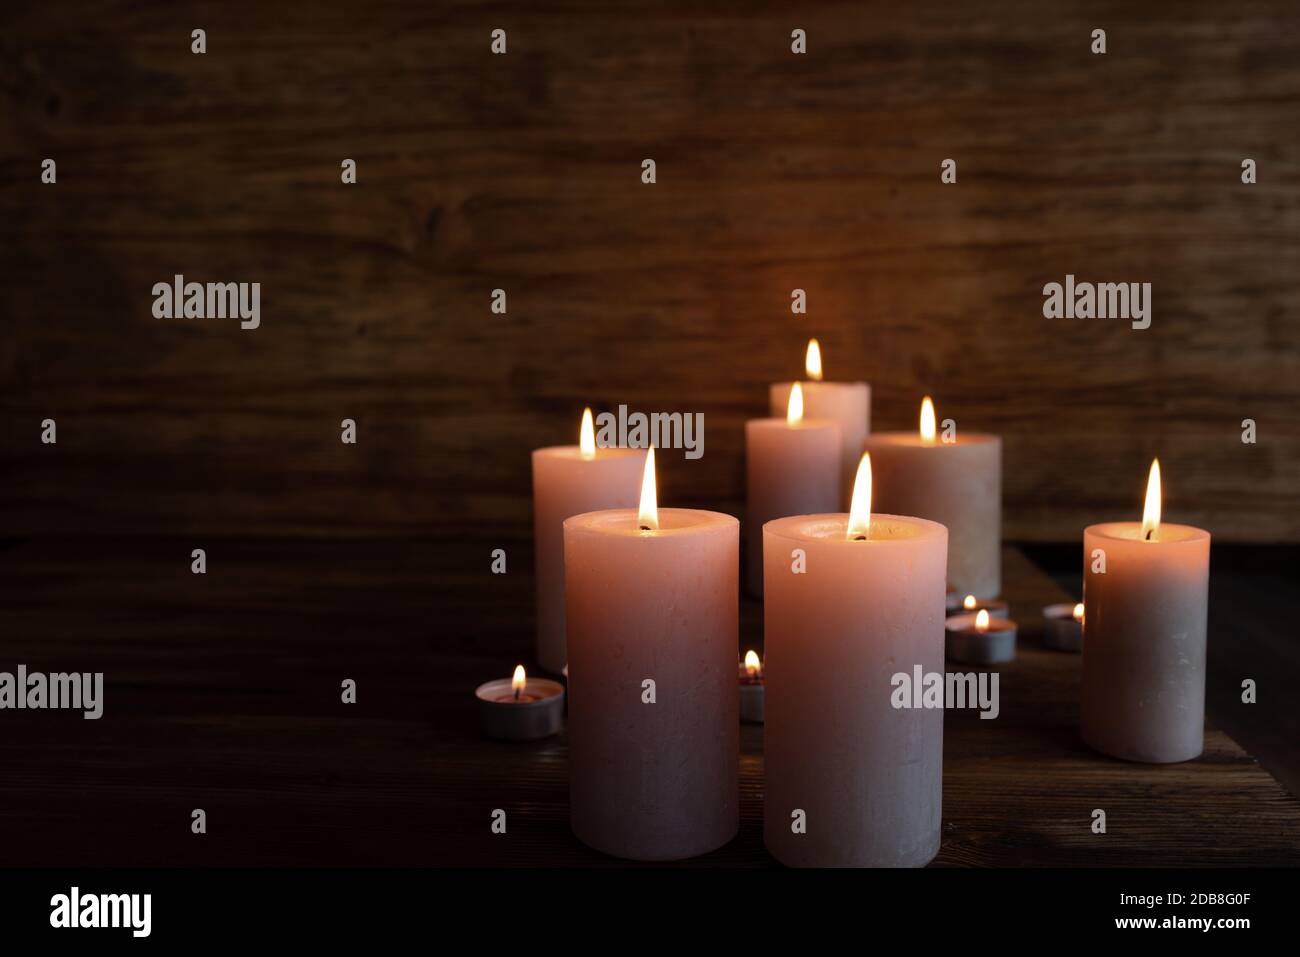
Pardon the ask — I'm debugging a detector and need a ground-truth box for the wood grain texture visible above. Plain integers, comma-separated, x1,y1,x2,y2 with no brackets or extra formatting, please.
0,1,1298,542
0,538,1296,866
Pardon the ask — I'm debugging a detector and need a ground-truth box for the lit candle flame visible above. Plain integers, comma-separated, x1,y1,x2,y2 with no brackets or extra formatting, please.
638,446,659,531
846,452,872,540
743,649,762,679
805,338,823,382
512,664,526,699
579,407,596,458
787,382,804,427
963,594,977,610
1073,602,1084,622
975,609,990,632
920,396,937,444
1141,458,1161,541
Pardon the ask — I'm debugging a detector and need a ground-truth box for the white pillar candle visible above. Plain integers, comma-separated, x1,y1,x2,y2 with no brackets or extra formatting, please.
861,396,1001,597
764,454,947,867
532,409,645,673
1082,460,1211,763
769,339,870,506
745,383,841,596
564,448,740,860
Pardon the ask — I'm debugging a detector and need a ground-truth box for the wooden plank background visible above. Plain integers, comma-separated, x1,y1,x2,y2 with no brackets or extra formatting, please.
2,0,1298,542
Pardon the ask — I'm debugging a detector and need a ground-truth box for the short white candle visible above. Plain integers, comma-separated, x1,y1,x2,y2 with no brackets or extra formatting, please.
1082,460,1210,763
531,409,645,673
959,593,1010,620
1042,602,1084,652
945,609,1018,665
769,339,870,507
745,382,841,596
475,665,565,740
738,649,765,724
862,396,1001,597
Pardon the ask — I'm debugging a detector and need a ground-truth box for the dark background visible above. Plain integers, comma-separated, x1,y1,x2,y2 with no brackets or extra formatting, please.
1,1,1297,867
2,0,1298,541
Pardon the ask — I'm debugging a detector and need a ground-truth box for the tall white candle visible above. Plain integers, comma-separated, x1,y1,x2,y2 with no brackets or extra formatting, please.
769,339,870,506
763,454,947,867
565,449,740,860
1081,460,1211,763
531,410,645,673
862,396,1001,597
745,383,841,596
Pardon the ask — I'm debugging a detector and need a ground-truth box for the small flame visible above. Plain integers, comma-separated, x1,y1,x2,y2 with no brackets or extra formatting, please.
787,382,804,426
1073,602,1084,622
975,609,990,632
638,446,659,530
512,664,526,698
579,407,596,458
963,594,977,610
846,452,873,540
743,650,762,679
920,396,937,444
1141,458,1161,541
805,338,823,381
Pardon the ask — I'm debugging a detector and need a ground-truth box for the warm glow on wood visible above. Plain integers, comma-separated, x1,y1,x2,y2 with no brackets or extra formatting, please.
805,338,823,381
846,452,872,540
638,446,659,530
787,382,804,426
579,407,596,458
1141,458,1161,541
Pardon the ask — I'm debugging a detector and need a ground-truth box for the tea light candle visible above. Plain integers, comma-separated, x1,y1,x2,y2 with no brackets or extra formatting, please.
1043,602,1084,652
532,409,646,673
1082,460,1210,764
862,396,1001,597
958,593,1009,619
739,650,764,724
769,339,870,507
945,609,1017,665
745,383,841,596
945,584,962,613
764,453,946,867
475,665,565,740
564,448,740,860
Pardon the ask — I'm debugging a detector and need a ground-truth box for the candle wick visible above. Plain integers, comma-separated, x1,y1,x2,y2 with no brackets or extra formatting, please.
513,686,521,701
639,525,650,531
1145,529,1153,541
853,534,866,542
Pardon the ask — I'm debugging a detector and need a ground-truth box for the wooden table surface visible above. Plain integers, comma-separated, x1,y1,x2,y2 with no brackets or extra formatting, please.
1,537,1297,867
